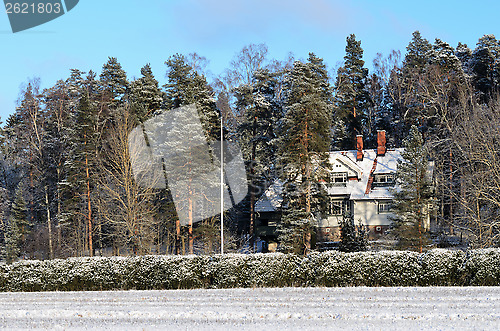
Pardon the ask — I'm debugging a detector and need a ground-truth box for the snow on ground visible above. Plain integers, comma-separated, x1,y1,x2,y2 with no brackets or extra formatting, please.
0,287,499,330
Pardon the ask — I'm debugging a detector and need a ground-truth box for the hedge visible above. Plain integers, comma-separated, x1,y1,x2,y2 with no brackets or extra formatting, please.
1,249,499,291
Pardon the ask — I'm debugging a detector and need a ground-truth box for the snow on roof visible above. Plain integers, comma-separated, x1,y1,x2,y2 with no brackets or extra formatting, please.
255,179,283,212
255,148,405,212
373,149,402,174
331,152,363,176
329,148,404,200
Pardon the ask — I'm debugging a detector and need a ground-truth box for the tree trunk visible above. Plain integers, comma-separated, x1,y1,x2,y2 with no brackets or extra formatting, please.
249,116,257,252
304,107,311,254
85,152,93,257
45,186,53,259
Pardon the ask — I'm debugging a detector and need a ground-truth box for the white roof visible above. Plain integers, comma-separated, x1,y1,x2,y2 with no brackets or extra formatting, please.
330,148,404,200
255,148,404,212
255,179,283,212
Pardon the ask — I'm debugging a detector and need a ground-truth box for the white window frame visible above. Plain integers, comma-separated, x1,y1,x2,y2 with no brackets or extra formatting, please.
331,172,348,186
378,201,392,213
328,198,350,216
373,173,395,187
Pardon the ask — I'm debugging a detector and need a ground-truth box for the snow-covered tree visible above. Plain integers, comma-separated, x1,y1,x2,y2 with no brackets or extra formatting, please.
64,92,100,256
130,63,165,122
470,34,500,103
391,126,434,252
333,34,371,149
277,53,332,255
2,186,28,263
339,213,367,252
100,57,129,110
234,68,281,249
164,54,221,254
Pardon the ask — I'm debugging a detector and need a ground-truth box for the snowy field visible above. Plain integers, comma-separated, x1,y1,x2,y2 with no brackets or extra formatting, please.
0,287,500,330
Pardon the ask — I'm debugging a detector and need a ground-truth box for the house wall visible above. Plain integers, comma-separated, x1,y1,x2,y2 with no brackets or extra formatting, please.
318,199,393,228
352,200,393,226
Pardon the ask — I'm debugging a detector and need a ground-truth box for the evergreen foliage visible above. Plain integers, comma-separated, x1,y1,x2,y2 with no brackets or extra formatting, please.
2,187,28,263
4,35,500,258
277,53,332,255
338,214,368,252
391,126,434,252
333,34,371,149
234,69,282,244
100,57,129,108
164,54,220,142
130,63,165,122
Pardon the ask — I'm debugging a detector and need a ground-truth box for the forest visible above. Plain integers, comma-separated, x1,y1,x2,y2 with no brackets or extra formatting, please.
1,30,500,261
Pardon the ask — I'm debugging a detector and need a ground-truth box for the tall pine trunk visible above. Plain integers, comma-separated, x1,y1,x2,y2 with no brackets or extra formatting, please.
84,134,93,257
45,186,54,259
304,107,311,254
249,116,257,251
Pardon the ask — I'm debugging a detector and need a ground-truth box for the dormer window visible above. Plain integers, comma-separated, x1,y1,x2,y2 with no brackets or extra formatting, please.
331,172,347,186
372,173,395,188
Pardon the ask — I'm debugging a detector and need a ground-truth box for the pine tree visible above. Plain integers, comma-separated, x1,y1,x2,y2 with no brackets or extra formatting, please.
64,92,99,256
404,31,433,71
100,57,129,109
277,53,332,255
430,39,464,79
333,34,371,149
391,126,434,252
164,54,221,254
402,31,433,125
235,68,281,249
164,54,219,142
386,31,434,144
455,42,473,77
470,34,500,102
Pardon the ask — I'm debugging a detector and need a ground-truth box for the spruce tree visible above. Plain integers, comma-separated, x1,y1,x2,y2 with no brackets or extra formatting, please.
391,126,434,252
2,219,20,263
2,186,28,263
338,213,367,252
277,53,332,255
333,34,371,149
130,63,165,122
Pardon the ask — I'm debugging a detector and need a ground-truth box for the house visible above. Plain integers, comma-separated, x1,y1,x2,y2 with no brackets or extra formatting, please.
255,130,424,250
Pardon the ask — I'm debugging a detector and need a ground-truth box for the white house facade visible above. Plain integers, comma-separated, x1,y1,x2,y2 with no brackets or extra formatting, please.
255,131,411,246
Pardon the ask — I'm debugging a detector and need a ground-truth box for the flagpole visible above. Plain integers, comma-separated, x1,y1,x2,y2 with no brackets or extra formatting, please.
220,113,224,255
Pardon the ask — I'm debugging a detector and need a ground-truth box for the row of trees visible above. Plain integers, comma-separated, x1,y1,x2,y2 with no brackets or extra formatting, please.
2,30,500,260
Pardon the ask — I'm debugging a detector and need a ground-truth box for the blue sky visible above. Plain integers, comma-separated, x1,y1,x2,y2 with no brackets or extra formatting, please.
1,0,499,121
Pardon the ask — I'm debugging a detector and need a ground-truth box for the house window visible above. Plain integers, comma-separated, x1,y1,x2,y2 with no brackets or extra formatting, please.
331,172,347,186
373,173,395,187
378,202,392,213
328,198,350,216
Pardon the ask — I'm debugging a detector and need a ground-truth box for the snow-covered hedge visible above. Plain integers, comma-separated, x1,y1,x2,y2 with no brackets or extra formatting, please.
1,249,500,291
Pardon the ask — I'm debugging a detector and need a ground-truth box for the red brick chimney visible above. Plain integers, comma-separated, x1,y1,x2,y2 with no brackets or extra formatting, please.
377,130,386,156
356,135,363,161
